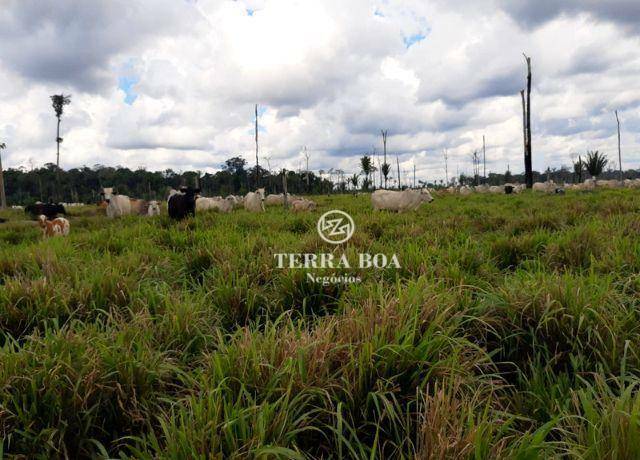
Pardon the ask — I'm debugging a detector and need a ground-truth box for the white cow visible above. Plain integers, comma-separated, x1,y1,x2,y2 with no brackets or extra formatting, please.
624,179,640,189
291,198,317,212
489,185,503,194
103,187,132,218
265,194,284,206
244,188,266,212
147,201,161,216
597,179,623,189
371,188,434,212
265,193,299,206
196,197,233,213
106,195,131,218
532,181,555,193
225,195,244,208
459,186,473,196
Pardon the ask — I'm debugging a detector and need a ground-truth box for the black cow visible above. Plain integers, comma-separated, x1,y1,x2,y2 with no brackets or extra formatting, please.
25,202,66,220
504,185,514,194
168,187,200,220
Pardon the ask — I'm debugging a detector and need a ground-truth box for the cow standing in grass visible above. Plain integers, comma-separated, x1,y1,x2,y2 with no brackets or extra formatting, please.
147,201,161,216
168,187,200,220
38,215,70,238
371,188,434,212
244,188,266,212
102,187,132,218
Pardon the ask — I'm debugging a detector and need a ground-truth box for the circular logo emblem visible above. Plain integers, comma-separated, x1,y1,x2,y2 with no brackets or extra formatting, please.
317,210,355,244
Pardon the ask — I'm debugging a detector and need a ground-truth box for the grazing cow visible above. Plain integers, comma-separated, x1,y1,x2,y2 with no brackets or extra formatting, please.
225,195,243,208
624,179,640,189
196,196,233,213
38,215,70,238
106,195,132,218
581,178,596,190
25,202,66,220
597,179,623,189
147,201,161,216
168,187,200,220
244,188,266,212
371,188,434,212
265,193,284,206
459,186,473,196
291,198,317,212
489,185,503,194
475,184,489,194
102,187,132,218
532,181,556,193
504,183,523,194
130,199,149,216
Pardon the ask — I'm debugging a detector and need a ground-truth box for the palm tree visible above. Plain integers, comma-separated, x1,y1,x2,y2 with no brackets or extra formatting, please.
349,173,359,192
0,142,6,209
51,94,71,169
584,150,608,179
360,155,372,190
381,163,391,189
51,94,71,200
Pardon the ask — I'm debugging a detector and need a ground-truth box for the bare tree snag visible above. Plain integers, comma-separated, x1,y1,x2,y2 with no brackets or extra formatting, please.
282,168,288,209
255,104,260,188
482,135,486,183
443,149,448,186
615,110,622,181
0,142,6,209
523,54,533,189
381,129,389,189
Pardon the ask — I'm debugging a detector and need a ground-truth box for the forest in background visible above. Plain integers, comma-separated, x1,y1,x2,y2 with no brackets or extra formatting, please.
2,155,639,205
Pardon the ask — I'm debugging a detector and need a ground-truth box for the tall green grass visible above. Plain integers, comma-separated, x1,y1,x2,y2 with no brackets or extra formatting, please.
1,190,640,458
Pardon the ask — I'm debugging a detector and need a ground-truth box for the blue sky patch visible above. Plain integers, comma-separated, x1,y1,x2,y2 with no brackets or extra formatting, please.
403,33,426,48
118,74,139,104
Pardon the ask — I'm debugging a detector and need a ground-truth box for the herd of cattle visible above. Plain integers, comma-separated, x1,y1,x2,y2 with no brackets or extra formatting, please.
444,178,640,196
11,178,640,238
100,187,319,220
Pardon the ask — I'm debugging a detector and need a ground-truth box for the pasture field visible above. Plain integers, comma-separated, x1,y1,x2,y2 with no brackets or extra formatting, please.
2,190,640,458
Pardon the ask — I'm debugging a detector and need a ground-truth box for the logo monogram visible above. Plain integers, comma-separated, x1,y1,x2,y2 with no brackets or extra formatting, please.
317,210,355,244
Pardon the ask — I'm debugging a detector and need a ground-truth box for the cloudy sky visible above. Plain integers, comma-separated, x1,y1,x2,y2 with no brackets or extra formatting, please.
1,0,639,183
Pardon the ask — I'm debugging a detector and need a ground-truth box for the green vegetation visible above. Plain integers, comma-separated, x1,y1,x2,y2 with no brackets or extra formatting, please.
1,190,640,458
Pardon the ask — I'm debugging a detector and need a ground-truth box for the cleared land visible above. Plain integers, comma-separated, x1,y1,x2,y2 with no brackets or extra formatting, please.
1,190,640,458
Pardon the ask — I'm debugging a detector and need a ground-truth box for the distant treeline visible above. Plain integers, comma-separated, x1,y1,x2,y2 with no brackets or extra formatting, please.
4,156,640,205
3,157,335,205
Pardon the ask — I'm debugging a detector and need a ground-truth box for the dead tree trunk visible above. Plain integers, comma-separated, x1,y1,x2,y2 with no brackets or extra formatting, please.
523,54,533,189
615,110,622,181
443,149,448,186
520,90,529,188
56,116,62,201
413,163,416,188
396,155,401,189
0,144,6,209
482,135,486,184
282,169,289,209
255,104,260,188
